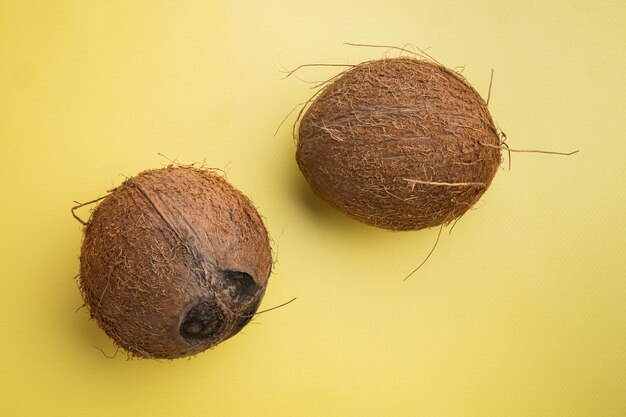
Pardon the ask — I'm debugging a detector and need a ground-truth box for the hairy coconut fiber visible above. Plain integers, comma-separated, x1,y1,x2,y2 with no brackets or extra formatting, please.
78,166,272,359
296,57,501,231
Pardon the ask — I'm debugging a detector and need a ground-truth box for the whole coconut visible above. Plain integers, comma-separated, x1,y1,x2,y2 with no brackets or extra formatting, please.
78,166,272,359
296,57,501,231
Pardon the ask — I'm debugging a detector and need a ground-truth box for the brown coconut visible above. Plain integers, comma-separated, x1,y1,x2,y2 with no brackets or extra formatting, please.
78,166,272,359
296,57,502,231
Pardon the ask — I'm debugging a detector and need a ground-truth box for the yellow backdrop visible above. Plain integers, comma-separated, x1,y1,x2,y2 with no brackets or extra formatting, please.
1,1,625,416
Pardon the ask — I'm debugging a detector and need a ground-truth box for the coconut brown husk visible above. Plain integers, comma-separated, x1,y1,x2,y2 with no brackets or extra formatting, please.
296,57,501,231
78,166,272,359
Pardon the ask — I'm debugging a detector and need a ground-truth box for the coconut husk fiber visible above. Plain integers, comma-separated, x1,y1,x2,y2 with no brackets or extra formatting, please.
78,166,272,359
296,57,502,231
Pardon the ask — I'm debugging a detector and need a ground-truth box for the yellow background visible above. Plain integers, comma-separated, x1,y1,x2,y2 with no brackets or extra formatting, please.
1,1,625,416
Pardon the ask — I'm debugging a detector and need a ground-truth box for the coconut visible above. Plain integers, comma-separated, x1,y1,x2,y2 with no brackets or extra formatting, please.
77,166,272,359
296,57,501,231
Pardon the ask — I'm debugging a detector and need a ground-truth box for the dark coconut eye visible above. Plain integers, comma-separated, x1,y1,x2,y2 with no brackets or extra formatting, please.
180,300,225,342
217,270,259,307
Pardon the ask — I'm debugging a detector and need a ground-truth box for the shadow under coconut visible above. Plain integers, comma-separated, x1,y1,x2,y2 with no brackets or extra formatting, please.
267,128,447,285
270,129,359,234
57,265,128,362
284,156,497,281
280,154,445,282
43,246,138,368
284,160,370,237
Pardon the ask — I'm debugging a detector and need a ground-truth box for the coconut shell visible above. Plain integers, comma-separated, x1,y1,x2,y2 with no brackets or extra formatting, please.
78,166,272,359
296,57,501,231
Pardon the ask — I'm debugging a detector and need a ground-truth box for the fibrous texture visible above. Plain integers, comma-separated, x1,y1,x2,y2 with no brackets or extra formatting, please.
296,58,501,231
79,166,272,359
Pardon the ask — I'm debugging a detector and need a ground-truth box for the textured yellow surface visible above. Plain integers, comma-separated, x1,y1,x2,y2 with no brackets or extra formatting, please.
1,1,625,416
